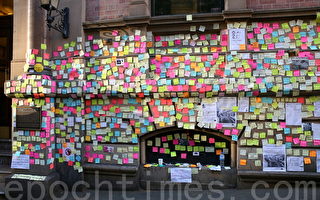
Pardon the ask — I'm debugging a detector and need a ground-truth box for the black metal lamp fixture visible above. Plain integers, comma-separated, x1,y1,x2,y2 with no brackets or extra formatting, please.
39,0,69,38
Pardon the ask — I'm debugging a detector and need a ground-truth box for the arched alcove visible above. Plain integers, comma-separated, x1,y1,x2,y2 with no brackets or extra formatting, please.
140,127,236,167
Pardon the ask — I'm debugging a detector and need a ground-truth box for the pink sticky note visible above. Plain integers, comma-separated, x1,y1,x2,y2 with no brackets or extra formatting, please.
216,123,223,129
293,138,300,144
189,140,195,146
293,70,300,76
280,122,286,128
224,129,231,136
88,35,93,40
133,153,139,159
209,138,215,143
85,145,91,151
181,153,187,159
160,148,165,154
162,136,167,142
123,158,128,164
313,140,320,146
232,129,239,135
152,147,158,152
173,139,179,145
300,141,307,147
30,159,35,164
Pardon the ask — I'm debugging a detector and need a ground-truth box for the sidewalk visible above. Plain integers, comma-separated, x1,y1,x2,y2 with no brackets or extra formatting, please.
63,187,320,200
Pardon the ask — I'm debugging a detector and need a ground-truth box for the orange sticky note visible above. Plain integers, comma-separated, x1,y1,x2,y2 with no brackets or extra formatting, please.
216,149,222,155
256,97,262,103
240,159,247,166
304,157,311,165
240,44,246,50
309,150,317,157
293,26,300,33
85,135,91,141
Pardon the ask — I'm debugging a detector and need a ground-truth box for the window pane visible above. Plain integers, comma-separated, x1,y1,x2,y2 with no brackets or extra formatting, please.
152,0,224,16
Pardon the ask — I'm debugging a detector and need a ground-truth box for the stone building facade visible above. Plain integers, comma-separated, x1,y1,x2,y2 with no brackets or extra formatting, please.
2,0,320,197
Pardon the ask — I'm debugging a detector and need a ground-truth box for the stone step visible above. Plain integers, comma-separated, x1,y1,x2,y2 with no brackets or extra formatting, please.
0,139,11,151
0,182,4,195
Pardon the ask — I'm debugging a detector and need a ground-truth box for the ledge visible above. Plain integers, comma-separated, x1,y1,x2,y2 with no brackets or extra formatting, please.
83,163,138,175
83,7,320,30
238,170,320,179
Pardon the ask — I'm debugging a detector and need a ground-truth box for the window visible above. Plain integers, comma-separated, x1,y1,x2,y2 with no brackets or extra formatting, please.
152,0,224,16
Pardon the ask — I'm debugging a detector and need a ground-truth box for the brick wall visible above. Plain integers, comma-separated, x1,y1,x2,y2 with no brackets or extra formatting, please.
86,0,130,21
247,0,320,10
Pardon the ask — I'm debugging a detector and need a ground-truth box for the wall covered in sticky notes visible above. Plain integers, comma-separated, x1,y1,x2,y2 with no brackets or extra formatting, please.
5,19,320,175
11,98,55,174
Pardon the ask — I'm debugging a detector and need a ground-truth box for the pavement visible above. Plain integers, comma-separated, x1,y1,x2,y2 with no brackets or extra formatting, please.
64,187,320,200
1,184,320,200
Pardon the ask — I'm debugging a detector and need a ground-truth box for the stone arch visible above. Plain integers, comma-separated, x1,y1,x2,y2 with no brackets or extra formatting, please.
139,127,237,167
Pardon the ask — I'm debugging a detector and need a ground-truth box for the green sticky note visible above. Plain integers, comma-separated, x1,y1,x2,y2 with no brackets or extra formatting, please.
259,132,266,139
268,138,275,144
175,145,181,151
176,113,183,120
41,44,47,50
180,146,186,151
187,146,193,151
307,105,315,111
170,151,177,157
148,48,155,54
233,72,240,78
36,57,43,63
237,123,244,130
232,106,239,112
193,146,199,152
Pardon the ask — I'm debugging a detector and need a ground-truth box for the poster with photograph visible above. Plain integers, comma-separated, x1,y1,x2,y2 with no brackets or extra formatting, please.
287,156,304,172
291,57,309,70
217,97,237,127
201,102,218,124
63,146,73,161
263,144,286,172
302,122,312,131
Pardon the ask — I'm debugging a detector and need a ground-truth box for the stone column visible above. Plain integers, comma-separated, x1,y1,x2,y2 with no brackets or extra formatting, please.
128,0,150,17
11,0,45,79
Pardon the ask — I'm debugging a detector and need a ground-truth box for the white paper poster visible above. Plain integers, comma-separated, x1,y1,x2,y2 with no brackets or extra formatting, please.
217,97,237,127
170,168,192,183
201,103,217,123
229,28,246,50
11,154,30,169
285,103,302,126
314,101,320,117
263,144,286,172
238,97,249,112
312,123,320,140
287,156,304,172
317,150,320,173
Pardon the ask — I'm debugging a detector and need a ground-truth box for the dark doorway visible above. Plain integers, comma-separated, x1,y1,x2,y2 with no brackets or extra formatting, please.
0,4,13,140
